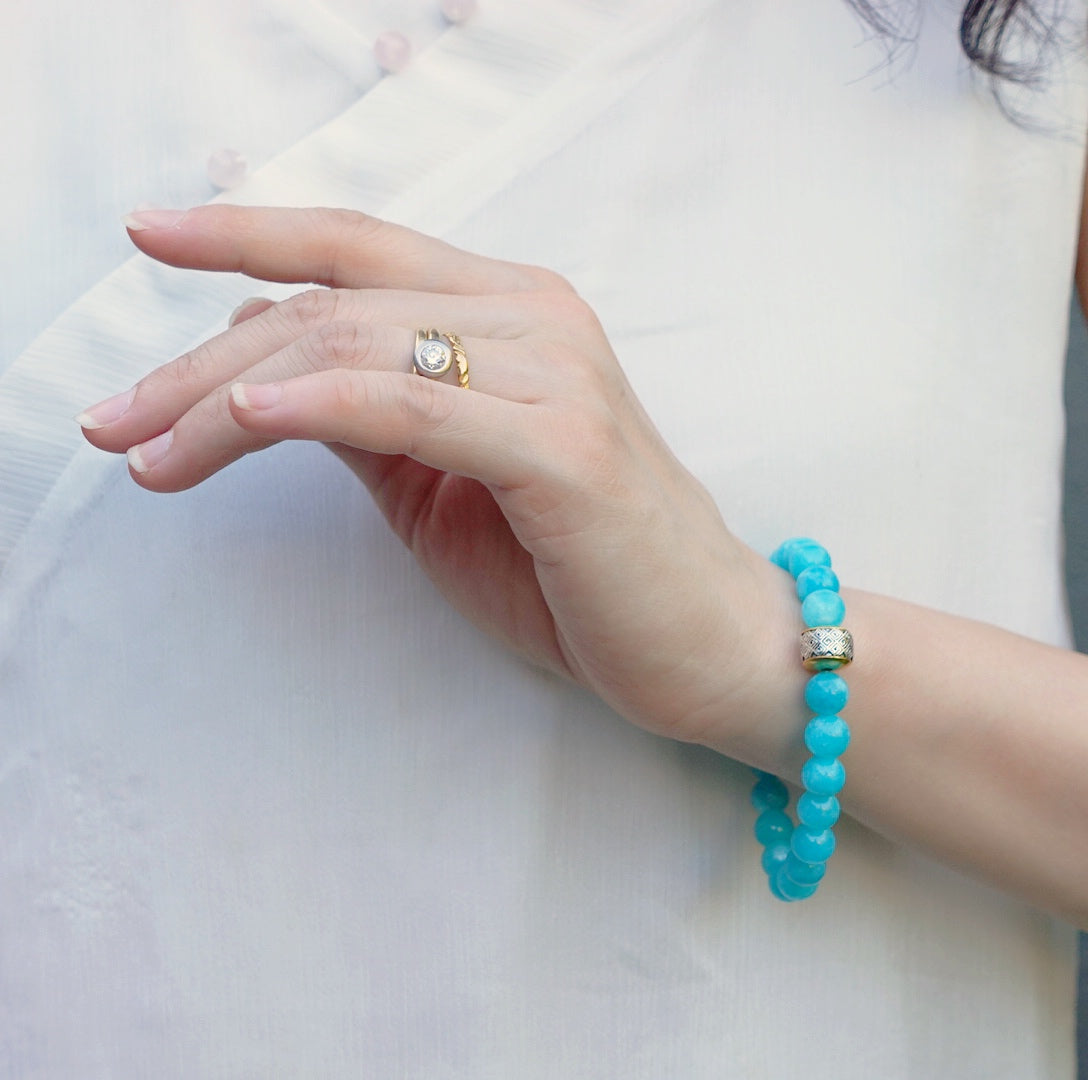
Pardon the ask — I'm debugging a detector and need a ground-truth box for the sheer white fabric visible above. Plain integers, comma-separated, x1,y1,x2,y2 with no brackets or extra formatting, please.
1,1,1084,1075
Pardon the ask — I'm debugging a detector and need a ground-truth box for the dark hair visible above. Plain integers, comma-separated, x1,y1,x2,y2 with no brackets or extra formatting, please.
846,1,1064,83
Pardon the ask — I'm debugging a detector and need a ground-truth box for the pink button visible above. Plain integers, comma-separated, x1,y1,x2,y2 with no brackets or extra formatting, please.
373,30,411,74
206,148,247,191
440,0,477,23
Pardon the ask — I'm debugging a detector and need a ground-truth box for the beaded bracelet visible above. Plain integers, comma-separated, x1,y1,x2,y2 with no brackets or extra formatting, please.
751,537,854,902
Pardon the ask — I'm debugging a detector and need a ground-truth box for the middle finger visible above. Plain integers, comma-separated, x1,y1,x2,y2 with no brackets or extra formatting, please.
122,327,522,492
80,287,534,455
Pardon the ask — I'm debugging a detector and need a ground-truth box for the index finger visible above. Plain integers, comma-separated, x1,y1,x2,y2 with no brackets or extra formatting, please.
123,205,570,296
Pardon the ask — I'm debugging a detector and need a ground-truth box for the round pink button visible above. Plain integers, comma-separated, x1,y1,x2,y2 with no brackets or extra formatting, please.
440,0,477,23
206,148,247,191
373,30,411,74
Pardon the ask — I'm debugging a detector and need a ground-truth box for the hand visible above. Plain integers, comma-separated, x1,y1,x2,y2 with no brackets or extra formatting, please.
78,206,793,752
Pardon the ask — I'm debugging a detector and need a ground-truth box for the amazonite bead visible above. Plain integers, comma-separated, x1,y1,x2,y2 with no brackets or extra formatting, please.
797,792,841,829
770,537,817,570
792,824,837,863
784,853,827,885
796,564,840,600
768,874,794,901
761,843,790,876
801,756,846,795
801,588,846,628
775,864,819,900
787,541,831,579
804,715,851,757
804,671,849,714
750,774,789,812
754,809,793,846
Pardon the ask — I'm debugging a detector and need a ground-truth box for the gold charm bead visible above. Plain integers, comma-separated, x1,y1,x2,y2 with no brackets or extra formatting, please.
800,626,854,672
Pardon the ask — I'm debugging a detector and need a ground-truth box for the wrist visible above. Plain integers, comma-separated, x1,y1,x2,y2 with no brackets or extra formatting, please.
687,543,811,772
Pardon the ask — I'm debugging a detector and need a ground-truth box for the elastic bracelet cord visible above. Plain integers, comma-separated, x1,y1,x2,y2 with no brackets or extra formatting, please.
752,538,854,902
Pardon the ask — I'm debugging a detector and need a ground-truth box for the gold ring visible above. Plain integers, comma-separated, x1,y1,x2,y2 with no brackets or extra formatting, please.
413,328,453,377
444,332,470,390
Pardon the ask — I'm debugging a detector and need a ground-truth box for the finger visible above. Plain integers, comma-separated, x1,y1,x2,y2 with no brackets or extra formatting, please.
121,330,519,492
228,296,277,327
80,288,528,454
123,205,572,296
227,368,535,488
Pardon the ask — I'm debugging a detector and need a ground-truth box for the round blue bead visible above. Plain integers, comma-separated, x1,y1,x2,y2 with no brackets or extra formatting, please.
801,756,846,795
792,825,837,863
801,589,846,628
770,537,818,571
761,843,790,876
787,541,831,579
750,774,789,812
804,671,849,714
775,864,819,900
796,564,840,601
768,874,795,901
797,792,841,829
754,809,793,845
784,853,827,885
804,715,851,757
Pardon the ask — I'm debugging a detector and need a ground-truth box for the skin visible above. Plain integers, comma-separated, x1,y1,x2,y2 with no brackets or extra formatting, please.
79,200,1088,927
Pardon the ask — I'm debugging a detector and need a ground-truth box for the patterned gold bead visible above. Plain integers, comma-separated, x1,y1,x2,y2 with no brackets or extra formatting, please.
800,626,854,672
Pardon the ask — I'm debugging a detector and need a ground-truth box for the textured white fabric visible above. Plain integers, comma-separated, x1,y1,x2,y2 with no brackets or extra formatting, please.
1,1,1084,1076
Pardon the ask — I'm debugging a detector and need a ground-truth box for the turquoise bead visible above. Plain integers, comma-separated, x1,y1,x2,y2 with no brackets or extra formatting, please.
787,541,831,579
784,853,827,885
792,825,837,863
801,756,846,795
770,537,817,571
775,864,819,900
801,589,846,628
754,809,793,845
761,843,790,876
804,715,851,757
796,564,840,600
804,671,849,714
797,792,841,829
750,774,789,812
768,874,794,902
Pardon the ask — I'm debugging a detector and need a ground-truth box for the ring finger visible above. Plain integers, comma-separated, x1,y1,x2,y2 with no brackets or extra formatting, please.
79,288,533,457
122,325,519,493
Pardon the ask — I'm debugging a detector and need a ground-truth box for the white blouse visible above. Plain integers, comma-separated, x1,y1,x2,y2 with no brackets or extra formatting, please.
1,1,1084,1075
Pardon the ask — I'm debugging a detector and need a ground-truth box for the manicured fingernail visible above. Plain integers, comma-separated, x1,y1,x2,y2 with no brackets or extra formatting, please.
75,386,136,429
127,430,173,473
230,382,283,410
122,208,188,231
229,297,269,327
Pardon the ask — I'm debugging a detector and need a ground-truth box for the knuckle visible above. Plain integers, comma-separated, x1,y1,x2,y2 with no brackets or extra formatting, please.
517,263,577,295
305,320,374,370
281,287,341,330
169,341,212,387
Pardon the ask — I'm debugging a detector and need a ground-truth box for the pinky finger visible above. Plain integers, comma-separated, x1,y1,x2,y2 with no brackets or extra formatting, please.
229,370,533,488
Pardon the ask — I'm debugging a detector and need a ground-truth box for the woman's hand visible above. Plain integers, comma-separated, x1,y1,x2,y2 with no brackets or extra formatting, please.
78,205,794,753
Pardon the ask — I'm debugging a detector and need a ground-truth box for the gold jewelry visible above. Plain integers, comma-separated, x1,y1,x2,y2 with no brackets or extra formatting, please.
800,626,854,672
413,328,453,377
445,332,470,390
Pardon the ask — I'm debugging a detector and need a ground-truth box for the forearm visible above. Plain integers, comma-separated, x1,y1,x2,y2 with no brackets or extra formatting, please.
720,554,1088,926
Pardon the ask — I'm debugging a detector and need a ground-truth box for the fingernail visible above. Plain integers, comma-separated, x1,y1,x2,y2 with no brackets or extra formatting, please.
229,297,269,327
127,430,173,473
75,386,136,429
230,382,283,410
122,208,188,231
